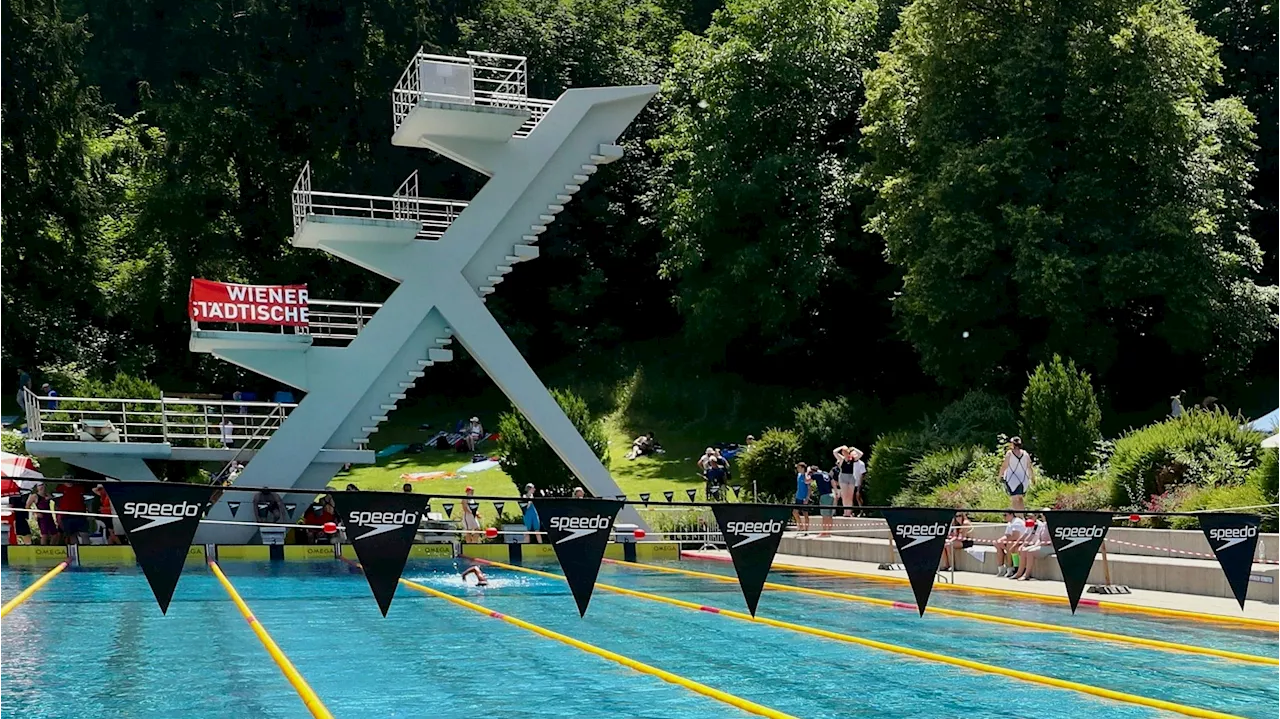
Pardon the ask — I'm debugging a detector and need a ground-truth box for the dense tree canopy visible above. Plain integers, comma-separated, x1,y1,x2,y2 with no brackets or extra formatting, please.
861,0,1276,391
2,0,1275,417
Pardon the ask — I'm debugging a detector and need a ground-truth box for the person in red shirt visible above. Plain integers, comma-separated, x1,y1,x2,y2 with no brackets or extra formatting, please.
54,479,91,545
302,495,337,544
90,484,122,544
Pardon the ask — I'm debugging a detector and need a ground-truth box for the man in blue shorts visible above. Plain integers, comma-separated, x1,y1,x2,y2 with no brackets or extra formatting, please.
793,463,810,533
522,483,541,543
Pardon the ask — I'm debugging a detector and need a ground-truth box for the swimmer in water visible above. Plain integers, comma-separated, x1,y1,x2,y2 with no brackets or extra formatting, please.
461,566,489,587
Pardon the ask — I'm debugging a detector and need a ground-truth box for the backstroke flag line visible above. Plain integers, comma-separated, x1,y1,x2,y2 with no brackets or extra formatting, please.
534,498,623,617
1198,513,1262,609
104,482,216,614
881,508,956,615
712,503,792,616
332,492,428,616
1044,511,1111,612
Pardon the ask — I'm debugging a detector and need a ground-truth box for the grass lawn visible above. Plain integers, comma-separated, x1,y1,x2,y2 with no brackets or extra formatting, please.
338,341,805,505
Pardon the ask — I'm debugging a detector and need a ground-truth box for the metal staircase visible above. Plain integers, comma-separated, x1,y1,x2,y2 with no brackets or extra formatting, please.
32,47,658,542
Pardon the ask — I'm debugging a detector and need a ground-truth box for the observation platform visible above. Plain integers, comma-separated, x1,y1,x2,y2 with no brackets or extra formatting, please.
20,388,372,483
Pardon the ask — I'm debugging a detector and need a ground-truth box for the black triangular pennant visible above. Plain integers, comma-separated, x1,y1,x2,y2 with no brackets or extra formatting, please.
686,489,697,502
257,502,270,511
518,500,529,511
712,504,792,616
664,491,674,503
639,493,650,506
467,500,479,514
311,503,324,513
533,498,623,617
615,495,627,502
881,508,955,615
227,501,240,518
443,503,454,518
331,492,427,616
1044,511,1111,613
731,486,741,499
52,492,64,499
493,501,505,515
284,502,298,518
104,482,216,614
1198,513,1262,609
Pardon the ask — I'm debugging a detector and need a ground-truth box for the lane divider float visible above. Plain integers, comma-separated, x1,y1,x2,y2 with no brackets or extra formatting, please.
480,559,1247,719
397,575,796,719
208,561,334,719
0,561,68,618
683,552,1280,631
610,559,1277,665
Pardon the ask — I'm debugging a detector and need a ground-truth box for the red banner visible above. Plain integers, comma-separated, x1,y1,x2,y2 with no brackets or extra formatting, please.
188,279,310,327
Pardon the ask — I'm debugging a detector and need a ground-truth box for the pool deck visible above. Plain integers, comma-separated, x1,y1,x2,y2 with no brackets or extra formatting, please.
683,550,1280,624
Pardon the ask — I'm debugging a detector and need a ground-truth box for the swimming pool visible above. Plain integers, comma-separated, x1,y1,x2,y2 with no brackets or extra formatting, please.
3,558,1276,718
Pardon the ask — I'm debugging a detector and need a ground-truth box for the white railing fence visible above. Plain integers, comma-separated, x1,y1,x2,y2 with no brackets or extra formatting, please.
192,298,382,342
291,163,467,241
392,49,551,136
291,161,313,233
23,390,297,448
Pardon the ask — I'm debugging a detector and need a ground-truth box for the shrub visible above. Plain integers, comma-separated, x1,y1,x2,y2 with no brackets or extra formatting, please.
737,428,804,499
1019,355,1102,481
2,431,26,455
866,428,942,506
932,391,1015,448
1247,448,1278,500
1107,409,1265,507
792,395,878,461
907,446,983,493
1168,484,1276,532
1025,473,1110,511
497,388,609,495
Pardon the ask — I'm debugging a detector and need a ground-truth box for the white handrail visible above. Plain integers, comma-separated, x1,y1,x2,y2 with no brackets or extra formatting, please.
391,49,551,136
191,297,382,343
291,166,467,241
25,393,298,447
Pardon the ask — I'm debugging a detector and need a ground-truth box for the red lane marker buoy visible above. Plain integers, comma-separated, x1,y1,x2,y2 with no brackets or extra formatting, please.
633,529,646,539
322,521,338,535
485,527,498,538
1128,514,1141,522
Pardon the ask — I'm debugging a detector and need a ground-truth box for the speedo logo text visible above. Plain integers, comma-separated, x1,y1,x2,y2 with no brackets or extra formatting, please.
1209,525,1257,552
1053,525,1104,551
122,501,203,532
894,523,948,551
550,515,611,544
726,519,784,549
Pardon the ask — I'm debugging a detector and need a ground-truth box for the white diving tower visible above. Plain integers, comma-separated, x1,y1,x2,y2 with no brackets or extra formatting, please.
26,50,657,542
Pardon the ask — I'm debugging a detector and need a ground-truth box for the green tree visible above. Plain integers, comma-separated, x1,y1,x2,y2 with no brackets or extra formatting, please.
1020,355,1102,480
862,0,1277,390
651,0,888,363
736,428,804,499
1,0,109,376
496,388,609,495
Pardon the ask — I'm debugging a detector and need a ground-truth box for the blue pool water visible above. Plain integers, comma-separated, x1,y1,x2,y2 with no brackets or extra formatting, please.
2,558,1276,718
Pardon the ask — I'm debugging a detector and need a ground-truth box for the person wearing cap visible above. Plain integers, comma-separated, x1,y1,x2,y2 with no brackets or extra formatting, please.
90,484,122,545
466,416,484,452
521,483,541,543
572,487,586,499
832,445,866,516
461,485,481,541
998,436,1034,512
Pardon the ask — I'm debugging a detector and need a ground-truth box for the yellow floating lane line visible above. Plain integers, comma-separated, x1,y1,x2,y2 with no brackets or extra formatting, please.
1,561,68,618
685,554,1279,631
397,577,795,719
481,559,1246,719
609,559,1277,665
208,561,334,719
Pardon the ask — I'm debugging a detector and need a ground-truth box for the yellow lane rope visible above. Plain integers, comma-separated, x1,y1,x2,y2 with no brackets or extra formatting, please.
685,554,1279,631
481,559,1247,719
397,576,796,719
208,561,334,719
1,561,68,618
611,559,1277,665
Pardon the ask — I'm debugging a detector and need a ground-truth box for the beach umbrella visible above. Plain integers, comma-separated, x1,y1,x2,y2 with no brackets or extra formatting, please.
0,451,43,490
